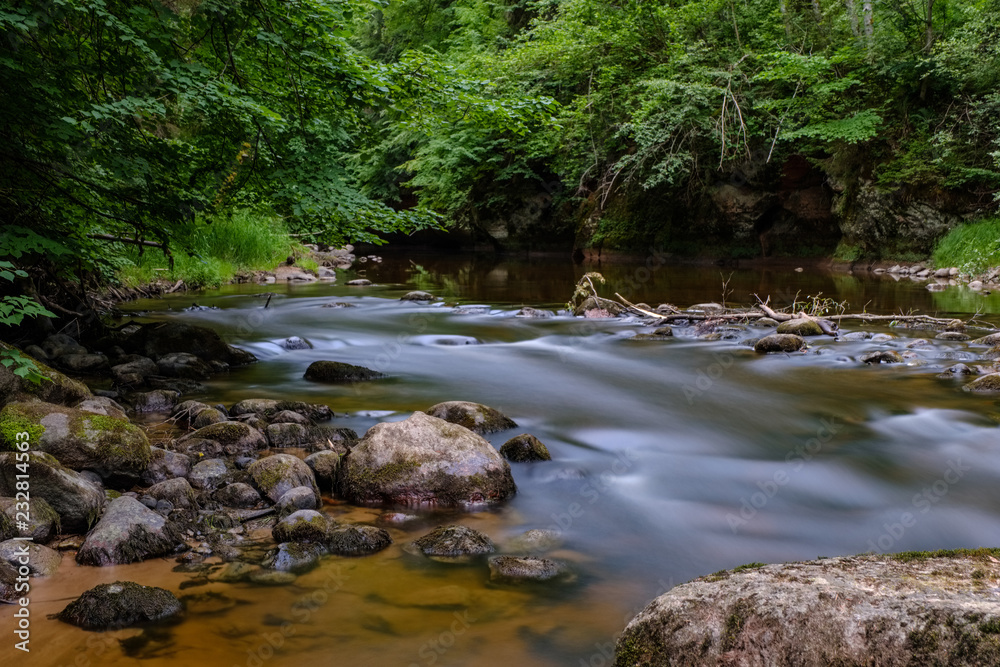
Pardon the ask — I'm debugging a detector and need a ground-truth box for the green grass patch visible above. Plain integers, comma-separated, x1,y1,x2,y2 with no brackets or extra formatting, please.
932,218,1000,274
732,562,767,572
890,547,1000,563
118,208,296,288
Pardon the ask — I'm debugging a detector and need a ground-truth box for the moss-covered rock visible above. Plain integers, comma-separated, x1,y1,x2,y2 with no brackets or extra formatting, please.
267,541,324,574
972,333,1000,346
0,539,61,576
0,342,92,407
275,485,319,516
266,422,307,448
0,495,60,541
141,447,192,486
272,509,331,543
304,360,386,382
212,482,262,508
145,477,198,510
0,452,105,532
0,401,150,482
304,451,341,491
426,401,517,435
488,555,571,583
338,411,516,508
776,318,825,336
248,453,319,504
59,581,182,629
76,496,184,566
187,458,232,492
500,434,552,462
326,525,392,556
754,334,805,354
616,552,1000,667
965,373,1000,393
409,525,495,562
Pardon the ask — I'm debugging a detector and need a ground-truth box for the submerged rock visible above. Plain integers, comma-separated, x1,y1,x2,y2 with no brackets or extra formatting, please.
488,555,571,583
304,360,386,382
59,581,182,630
616,552,1000,667
504,529,563,554
500,434,552,462
753,334,805,354
267,542,324,574
77,496,183,566
337,411,516,507
426,401,517,435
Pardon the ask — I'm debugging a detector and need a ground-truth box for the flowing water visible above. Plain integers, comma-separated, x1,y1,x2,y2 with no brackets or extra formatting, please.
14,253,1000,667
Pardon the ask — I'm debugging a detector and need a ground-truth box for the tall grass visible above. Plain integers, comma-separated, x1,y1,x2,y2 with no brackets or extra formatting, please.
119,209,296,288
932,218,1000,274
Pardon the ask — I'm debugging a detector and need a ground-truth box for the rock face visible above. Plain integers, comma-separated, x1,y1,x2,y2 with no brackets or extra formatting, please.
0,452,105,533
77,496,183,566
338,411,516,507
59,581,182,629
616,552,1000,667
304,360,386,382
425,401,517,435
0,401,151,481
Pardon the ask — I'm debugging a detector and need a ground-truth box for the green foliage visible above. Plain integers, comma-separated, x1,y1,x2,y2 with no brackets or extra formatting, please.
0,260,53,384
932,218,1000,274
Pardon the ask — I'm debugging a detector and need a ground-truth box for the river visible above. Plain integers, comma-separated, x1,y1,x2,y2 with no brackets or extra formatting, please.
18,253,1000,667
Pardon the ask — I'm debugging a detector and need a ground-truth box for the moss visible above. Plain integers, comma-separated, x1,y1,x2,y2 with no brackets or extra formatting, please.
252,459,291,493
732,562,767,572
980,619,1000,635
58,581,182,629
0,404,45,449
890,547,1000,563
721,598,753,652
84,414,152,470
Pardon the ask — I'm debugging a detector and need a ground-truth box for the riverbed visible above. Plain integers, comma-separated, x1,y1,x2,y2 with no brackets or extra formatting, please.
18,253,1000,666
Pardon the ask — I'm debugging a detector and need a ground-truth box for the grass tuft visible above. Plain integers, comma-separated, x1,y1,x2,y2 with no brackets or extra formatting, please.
932,218,1000,274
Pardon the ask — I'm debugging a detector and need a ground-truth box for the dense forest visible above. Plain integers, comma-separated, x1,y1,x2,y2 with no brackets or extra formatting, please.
2,0,1000,344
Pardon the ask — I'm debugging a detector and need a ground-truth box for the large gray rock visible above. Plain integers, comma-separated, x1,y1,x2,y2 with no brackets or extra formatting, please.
59,581,182,629
75,396,129,421
272,509,331,543
0,540,62,576
266,422,307,448
187,458,231,492
616,552,1000,666
0,496,60,541
111,357,158,386
0,342,91,408
338,411,516,507
76,496,183,566
141,447,192,486
247,454,319,503
0,452,105,532
145,477,198,510
156,352,212,379
0,401,150,482
425,401,517,435
213,482,262,509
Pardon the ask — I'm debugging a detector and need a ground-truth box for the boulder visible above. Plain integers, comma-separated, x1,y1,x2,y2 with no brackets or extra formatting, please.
304,360,386,382
776,318,825,336
111,357,158,386
56,353,109,373
129,389,180,413
861,350,904,364
0,452,104,532
156,352,212,379
266,423,308,448
141,447,192,486
212,482,261,509
275,486,319,516
0,540,62,576
337,411,516,507
972,333,1000,346
75,396,129,421
0,342,91,407
616,552,1000,667
267,542,324,573
272,509,331,543
42,334,86,359
247,454,319,503
187,458,231,492
125,322,252,365
58,581,182,629
305,451,341,491
145,478,198,510
270,409,311,425
0,496,60,541
326,525,392,556
488,555,570,583
401,291,434,301
965,374,1000,393
191,407,227,429
283,336,312,350
230,399,332,422
77,496,183,566
500,434,552,462
425,401,517,435
410,525,495,560
0,401,151,481
505,529,563,554
936,331,971,341
754,334,805,353
175,421,267,456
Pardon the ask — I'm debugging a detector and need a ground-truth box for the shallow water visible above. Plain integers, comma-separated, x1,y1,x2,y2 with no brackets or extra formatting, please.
12,253,1000,666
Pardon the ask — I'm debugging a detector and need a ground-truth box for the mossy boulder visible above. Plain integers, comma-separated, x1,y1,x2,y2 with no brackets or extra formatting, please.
304,360,386,382
972,332,1000,346
0,342,91,407
247,453,319,504
410,525,495,561
425,401,517,435
861,350,904,364
616,552,1000,667
326,525,392,556
267,541,324,574
500,434,552,462
0,496,60,541
176,421,267,456
0,401,151,482
338,411,516,508
59,581,182,629
305,451,341,491
212,482,261,508
192,407,227,428
754,334,805,354
776,318,825,336
0,452,105,532
145,478,198,510
272,509,331,543
266,422,307,448
0,540,61,576
187,458,232,492
75,396,129,421
965,373,1000,393
76,496,184,566
141,447,192,486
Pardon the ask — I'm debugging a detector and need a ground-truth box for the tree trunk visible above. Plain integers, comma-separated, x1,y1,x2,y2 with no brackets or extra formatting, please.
844,0,860,37
862,0,874,54
779,0,791,38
